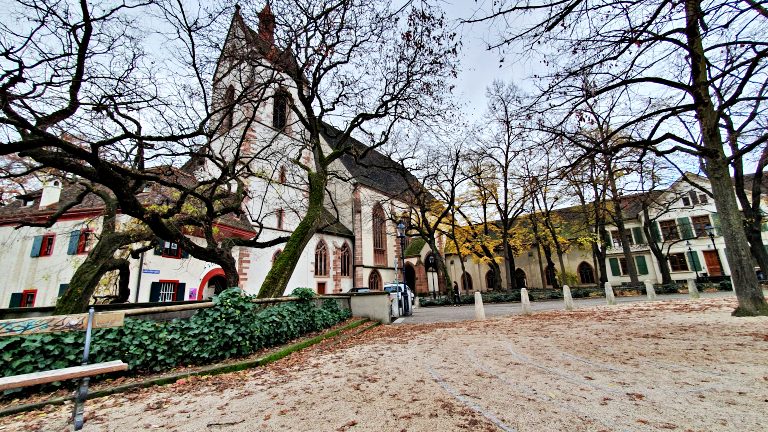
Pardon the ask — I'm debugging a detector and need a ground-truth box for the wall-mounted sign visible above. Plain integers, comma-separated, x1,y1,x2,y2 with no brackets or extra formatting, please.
142,269,160,274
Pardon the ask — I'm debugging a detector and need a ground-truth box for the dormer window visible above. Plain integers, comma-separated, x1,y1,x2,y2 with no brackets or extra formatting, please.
272,90,289,130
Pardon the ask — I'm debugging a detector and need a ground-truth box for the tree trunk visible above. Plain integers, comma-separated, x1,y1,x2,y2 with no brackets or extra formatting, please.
684,0,767,315
507,248,518,290
54,204,151,314
643,212,673,284
542,245,560,290
556,249,567,284
747,228,768,276
259,171,327,298
115,260,131,303
733,178,768,275
501,228,515,290
535,243,546,288
608,166,639,284
707,160,766,315
647,240,673,285
55,255,130,314
595,228,609,285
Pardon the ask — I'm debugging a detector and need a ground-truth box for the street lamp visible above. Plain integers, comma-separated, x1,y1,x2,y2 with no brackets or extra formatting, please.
396,221,410,316
704,224,726,277
427,254,437,299
686,241,699,280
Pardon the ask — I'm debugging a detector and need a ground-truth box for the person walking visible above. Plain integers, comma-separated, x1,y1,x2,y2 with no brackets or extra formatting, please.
452,281,460,305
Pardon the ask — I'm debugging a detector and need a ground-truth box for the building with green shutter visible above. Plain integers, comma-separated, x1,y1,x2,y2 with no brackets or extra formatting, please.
441,173,764,291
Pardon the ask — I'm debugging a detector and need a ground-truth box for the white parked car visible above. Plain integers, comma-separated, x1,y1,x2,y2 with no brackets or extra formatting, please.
383,283,414,306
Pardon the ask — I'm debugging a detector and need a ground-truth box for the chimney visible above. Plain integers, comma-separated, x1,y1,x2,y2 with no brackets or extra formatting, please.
39,178,63,208
258,4,275,44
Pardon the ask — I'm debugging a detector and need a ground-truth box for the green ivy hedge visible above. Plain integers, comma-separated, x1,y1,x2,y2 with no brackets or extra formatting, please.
0,288,350,386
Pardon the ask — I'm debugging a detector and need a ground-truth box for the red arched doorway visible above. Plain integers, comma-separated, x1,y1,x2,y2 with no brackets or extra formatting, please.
197,268,227,300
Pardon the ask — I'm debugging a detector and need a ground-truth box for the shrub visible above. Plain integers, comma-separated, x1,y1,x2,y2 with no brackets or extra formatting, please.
0,288,351,387
654,283,681,294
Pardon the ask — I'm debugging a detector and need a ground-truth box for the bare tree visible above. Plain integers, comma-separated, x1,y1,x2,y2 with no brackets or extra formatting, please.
0,0,296,302
0,0,457,300
469,0,768,315
471,81,531,290
248,0,459,297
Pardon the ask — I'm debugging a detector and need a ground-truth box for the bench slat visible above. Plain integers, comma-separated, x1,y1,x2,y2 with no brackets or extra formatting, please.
0,312,125,337
0,360,128,391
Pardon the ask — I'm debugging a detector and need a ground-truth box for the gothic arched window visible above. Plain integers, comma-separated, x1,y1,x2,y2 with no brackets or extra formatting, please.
223,85,235,130
368,269,381,291
372,204,387,266
315,241,328,276
273,90,289,130
340,243,351,277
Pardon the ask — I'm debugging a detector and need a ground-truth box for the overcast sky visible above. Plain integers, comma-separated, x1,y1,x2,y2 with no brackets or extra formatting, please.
440,1,544,122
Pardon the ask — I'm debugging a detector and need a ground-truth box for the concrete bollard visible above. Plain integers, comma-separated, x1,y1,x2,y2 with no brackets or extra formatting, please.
644,280,657,301
520,288,532,315
563,285,574,311
687,279,700,299
474,291,486,320
604,282,617,305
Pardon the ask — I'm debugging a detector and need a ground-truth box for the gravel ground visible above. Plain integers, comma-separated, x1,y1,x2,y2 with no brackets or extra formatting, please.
1,297,766,432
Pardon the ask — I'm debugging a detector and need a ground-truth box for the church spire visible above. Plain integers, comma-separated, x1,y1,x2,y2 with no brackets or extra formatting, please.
257,3,275,44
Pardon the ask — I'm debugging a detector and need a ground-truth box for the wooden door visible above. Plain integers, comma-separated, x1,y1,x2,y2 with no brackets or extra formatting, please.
703,250,722,276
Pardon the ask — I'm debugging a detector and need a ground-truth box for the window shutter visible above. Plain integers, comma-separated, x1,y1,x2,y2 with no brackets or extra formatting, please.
609,258,620,276
710,213,721,235
67,231,80,255
9,293,22,308
635,256,649,275
650,222,661,242
678,217,694,239
175,283,186,302
30,235,43,257
689,190,699,205
58,284,70,298
149,282,161,302
181,249,189,259
632,227,645,244
761,221,768,232
154,238,163,256
689,251,702,271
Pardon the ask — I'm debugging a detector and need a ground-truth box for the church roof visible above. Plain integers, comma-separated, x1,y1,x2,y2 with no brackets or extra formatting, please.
320,123,422,199
317,208,353,238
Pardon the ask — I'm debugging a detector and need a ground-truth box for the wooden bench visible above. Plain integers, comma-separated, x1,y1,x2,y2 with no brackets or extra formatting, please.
0,308,128,430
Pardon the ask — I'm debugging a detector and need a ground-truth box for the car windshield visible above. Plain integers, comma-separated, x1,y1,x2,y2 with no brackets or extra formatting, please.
383,286,398,292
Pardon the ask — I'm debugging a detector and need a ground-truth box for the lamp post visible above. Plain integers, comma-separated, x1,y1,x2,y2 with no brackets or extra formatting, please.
396,221,410,316
704,224,726,277
427,254,436,299
686,241,699,280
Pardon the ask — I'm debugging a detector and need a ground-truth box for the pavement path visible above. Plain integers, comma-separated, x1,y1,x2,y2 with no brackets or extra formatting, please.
3,296,765,431
399,290,740,324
